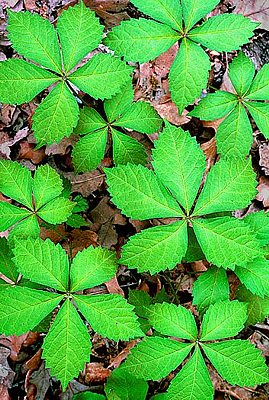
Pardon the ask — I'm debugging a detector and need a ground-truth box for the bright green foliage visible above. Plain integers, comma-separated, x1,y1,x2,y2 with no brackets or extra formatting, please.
235,258,269,298
105,368,148,400
237,285,269,326
72,83,162,173
244,211,269,247
1,2,132,146
106,122,262,273
0,237,142,389
73,393,105,400
104,2,257,113
190,52,269,158
0,161,74,239
119,301,268,398
0,238,18,284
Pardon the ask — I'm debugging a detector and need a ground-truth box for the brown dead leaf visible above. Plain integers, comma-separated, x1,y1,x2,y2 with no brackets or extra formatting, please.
18,140,45,164
201,137,217,163
63,229,98,257
259,143,269,175
154,104,190,127
108,340,139,369
45,135,77,156
105,277,124,296
0,334,28,361
233,0,269,31
26,362,50,400
0,347,15,390
86,0,129,27
257,176,269,207
0,128,29,159
84,362,110,384
65,170,104,197
249,331,269,357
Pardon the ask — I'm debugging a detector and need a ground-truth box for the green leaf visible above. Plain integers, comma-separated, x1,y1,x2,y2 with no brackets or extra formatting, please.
104,19,180,63
70,246,117,292
120,221,188,274
228,52,255,96
115,101,162,134
7,10,62,73
193,266,229,313
152,122,206,214
37,197,74,224
184,226,205,262
74,107,107,134
0,286,62,335
235,259,269,298
72,128,108,173
105,368,148,400
148,302,198,340
0,160,33,209
244,211,269,246
0,59,58,105
105,164,183,220
69,54,133,100
72,195,88,213
112,129,148,166
166,346,213,400
193,158,257,216
216,104,253,159
192,217,263,269
189,14,258,52
119,337,193,380
131,0,183,32
42,299,91,390
8,214,40,242
73,393,105,400
189,91,238,120
237,285,269,326
170,39,210,114
0,201,31,231
201,340,268,386
33,165,63,210
0,238,18,282
66,214,88,228
181,0,220,31
128,289,152,318
74,294,143,341
57,1,103,73
245,102,269,139
200,301,247,341
13,237,69,291
104,81,134,122
247,64,269,100
32,82,79,146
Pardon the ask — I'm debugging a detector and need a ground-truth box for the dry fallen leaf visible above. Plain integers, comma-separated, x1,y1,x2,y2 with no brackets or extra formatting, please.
257,176,269,208
259,143,269,175
232,0,269,31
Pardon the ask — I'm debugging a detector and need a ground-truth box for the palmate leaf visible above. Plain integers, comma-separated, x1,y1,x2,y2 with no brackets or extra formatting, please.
166,346,213,400
148,302,198,340
57,1,103,73
105,164,183,220
244,211,269,246
0,59,58,105
105,368,148,400
70,246,117,292
112,129,148,166
152,122,206,214
228,52,255,96
13,237,69,291
200,301,247,341
120,221,188,274
8,214,40,242
201,340,268,386
189,91,238,120
189,14,259,52
32,82,79,146
7,10,62,73
36,196,74,224
235,259,269,298
0,202,31,231
247,64,269,100
69,53,133,100
120,337,193,380
0,286,63,335
192,217,263,269
193,266,229,313
181,0,219,31
42,299,91,390
74,107,107,134
169,39,210,114
74,294,143,341
33,165,63,210
245,102,269,139
0,238,18,282
104,18,180,63
237,285,269,326
104,81,134,122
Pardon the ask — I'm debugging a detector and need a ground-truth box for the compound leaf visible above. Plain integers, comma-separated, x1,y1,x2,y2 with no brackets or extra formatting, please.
74,294,143,341
104,81,134,122
33,165,63,210
193,266,229,313
166,346,213,400
0,286,62,335
200,301,247,341
228,52,255,96
193,158,257,216
42,299,91,390
148,302,198,340
74,107,107,134
170,39,210,114
245,102,269,139
189,14,258,52
247,64,269,100
105,368,148,400
0,160,33,209
152,122,206,214
235,259,269,298
8,214,40,242
201,340,268,387
70,246,117,292
237,285,269,326
244,211,269,246
119,337,193,380
37,196,74,224
0,202,31,231
120,221,188,274
0,59,58,105
7,10,62,72
189,91,238,120
181,0,219,31
32,82,79,146
69,53,133,100
105,164,183,220
57,1,103,73
192,217,263,269
112,129,148,166
104,18,180,63
13,237,69,291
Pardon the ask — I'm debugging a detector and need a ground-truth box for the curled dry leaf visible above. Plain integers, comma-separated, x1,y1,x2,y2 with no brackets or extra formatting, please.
257,176,269,208
232,0,269,31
